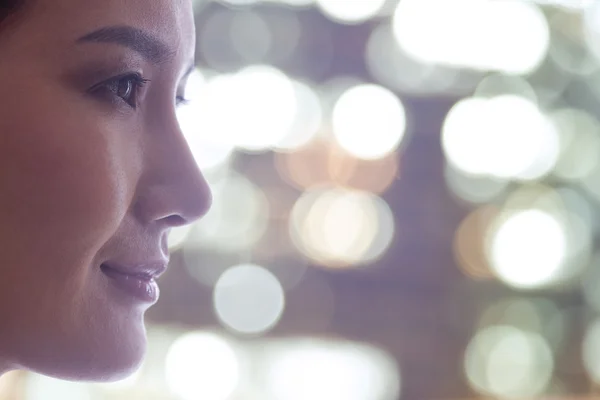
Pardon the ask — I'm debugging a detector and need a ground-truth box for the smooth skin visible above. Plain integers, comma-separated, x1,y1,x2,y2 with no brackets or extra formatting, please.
0,0,210,381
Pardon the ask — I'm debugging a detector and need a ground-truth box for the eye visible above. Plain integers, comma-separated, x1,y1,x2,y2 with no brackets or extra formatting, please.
95,73,150,109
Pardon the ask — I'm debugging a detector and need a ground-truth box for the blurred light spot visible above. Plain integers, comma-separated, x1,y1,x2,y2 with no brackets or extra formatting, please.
278,0,315,6
229,11,272,63
177,69,235,172
195,67,297,152
549,108,600,181
0,371,21,398
393,0,549,74
274,138,339,190
444,164,509,204
217,0,259,6
581,253,600,313
582,319,600,383
165,332,241,400
272,80,323,152
473,73,538,102
453,205,497,280
290,187,394,267
549,12,599,76
167,224,193,251
279,137,399,193
478,298,544,334
532,0,593,10
465,326,553,398
330,150,400,194
184,172,269,253
501,185,594,284
486,209,567,290
332,84,407,160
25,374,92,400
582,3,600,65
213,264,285,335
316,0,387,24
366,23,466,95
442,95,559,180
263,339,401,400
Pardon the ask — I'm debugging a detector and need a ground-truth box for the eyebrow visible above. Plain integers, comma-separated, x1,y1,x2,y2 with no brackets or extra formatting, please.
76,25,175,64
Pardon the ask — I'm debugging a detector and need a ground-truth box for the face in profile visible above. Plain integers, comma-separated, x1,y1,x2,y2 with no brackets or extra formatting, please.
0,0,210,381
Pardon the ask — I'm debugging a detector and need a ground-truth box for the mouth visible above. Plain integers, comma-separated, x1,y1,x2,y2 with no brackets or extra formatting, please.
100,263,161,303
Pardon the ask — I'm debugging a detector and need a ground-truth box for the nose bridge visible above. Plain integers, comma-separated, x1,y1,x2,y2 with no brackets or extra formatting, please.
135,113,212,227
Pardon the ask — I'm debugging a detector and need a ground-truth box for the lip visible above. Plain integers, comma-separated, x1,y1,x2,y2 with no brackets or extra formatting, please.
101,261,167,303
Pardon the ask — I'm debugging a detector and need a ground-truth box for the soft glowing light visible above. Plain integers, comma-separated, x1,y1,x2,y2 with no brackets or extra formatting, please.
453,206,497,280
177,87,236,172
444,164,509,204
167,224,193,251
582,3,600,64
583,319,600,383
25,374,92,400
263,340,401,400
332,84,407,160
273,80,323,152
165,332,241,400
213,264,286,335
183,67,297,153
473,73,538,102
442,95,560,180
487,209,567,289
366,22,467,95
229,66,298,152
290,188,394,267
229,11,272,63
550,108,600,181
184,172,269,253
465,326,553,398
0,371,21,398
478,298,547,334
393,0,550,74
316,0,387,24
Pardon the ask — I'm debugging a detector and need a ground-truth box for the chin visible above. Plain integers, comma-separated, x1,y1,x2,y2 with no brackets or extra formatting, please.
26,331,148,383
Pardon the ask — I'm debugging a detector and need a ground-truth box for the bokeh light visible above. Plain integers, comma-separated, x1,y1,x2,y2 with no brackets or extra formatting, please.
213,264,286,335
583,318,600,384
442,95,560,180
453,205,497,280
465,325,554,398
393,0,550,74
550,108,600,181
486,209,567,290
289,187,394,267
24,374,92,400
316,0,387,24
262,339,401,400
165,332,242,400
183,172,269,253
331,84,407,160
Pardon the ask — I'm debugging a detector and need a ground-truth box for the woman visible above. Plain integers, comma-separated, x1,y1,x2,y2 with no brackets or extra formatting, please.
0,0,211,383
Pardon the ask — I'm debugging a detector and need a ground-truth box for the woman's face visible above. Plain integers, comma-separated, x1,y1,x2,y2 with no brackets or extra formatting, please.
0,0,210,381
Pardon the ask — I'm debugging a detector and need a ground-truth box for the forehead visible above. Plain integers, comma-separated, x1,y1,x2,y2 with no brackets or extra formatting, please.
11,0,195,59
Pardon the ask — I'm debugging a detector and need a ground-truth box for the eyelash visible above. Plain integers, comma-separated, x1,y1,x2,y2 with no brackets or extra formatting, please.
95,72,190,109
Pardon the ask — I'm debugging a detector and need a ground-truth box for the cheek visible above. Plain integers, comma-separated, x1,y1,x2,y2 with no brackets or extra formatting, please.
0,103,140,268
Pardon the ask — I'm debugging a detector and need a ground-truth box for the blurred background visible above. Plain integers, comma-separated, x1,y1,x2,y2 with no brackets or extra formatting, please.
7,0,600,398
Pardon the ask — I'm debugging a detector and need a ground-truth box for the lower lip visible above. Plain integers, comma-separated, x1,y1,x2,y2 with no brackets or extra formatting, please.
101,265,160,303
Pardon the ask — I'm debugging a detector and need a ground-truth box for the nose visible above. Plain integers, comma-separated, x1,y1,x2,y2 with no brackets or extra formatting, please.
134,115,212,228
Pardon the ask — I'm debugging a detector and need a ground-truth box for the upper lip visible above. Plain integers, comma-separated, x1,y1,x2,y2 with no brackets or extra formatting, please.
101,259,169,280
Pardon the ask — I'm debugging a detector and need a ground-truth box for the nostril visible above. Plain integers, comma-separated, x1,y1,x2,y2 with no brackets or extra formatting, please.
163,214,187,227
